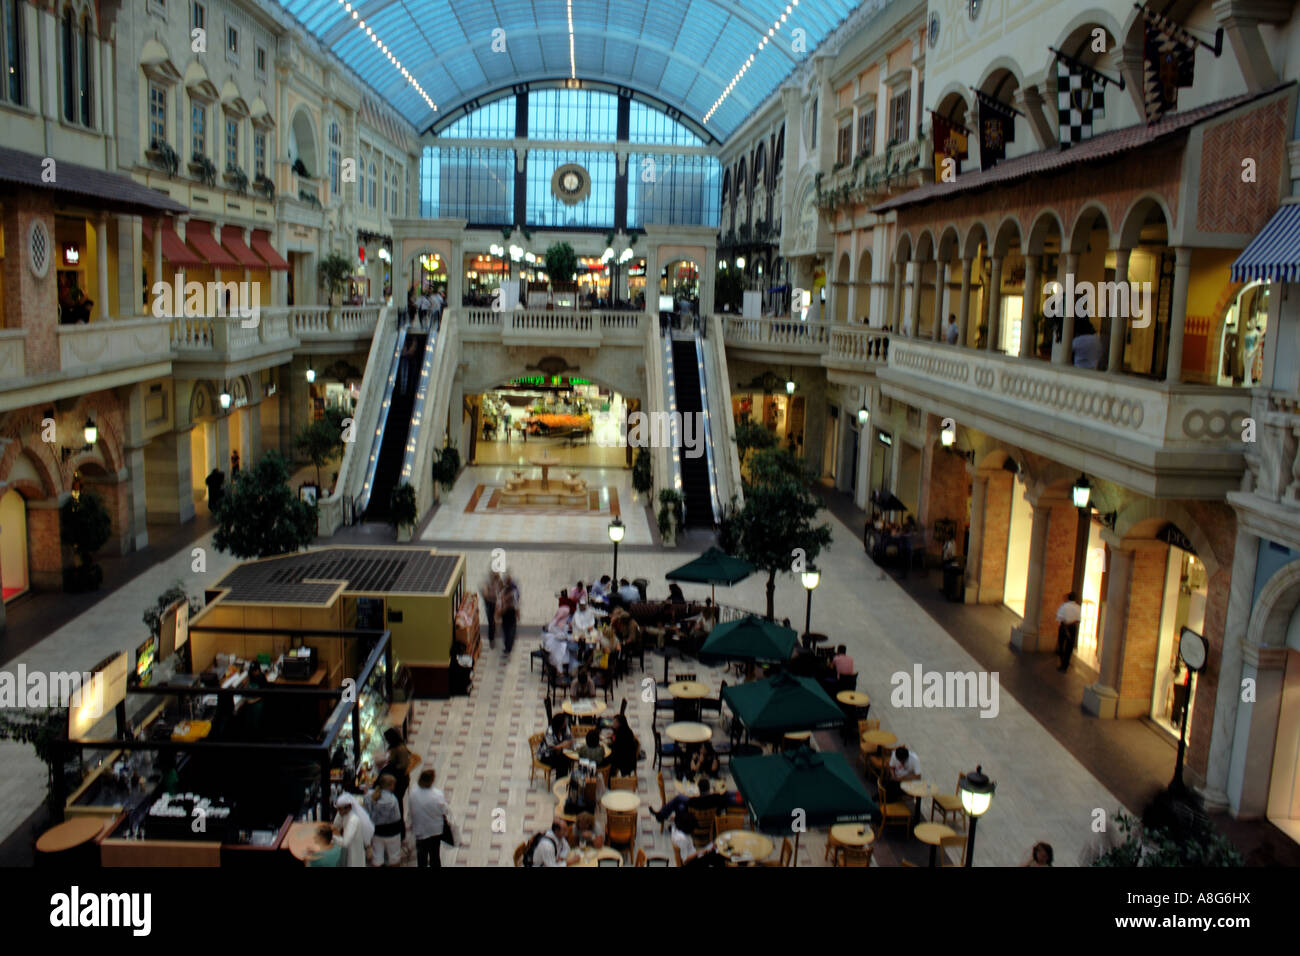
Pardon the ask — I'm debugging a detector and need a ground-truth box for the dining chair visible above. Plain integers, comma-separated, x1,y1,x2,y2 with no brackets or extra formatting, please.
530,643,548,674
713,810,748,840
606,808,637,860
837,845,874,867
656,771,669,832
758,837,793,867
634,848,647,867
876,778,911,836
543,697,553,725
528,733,554,790
609,774,638,792
645,854,671,867
598,856,621,867
699,681,724,721
673,672,698,684
930,774,967,830
824,830,845,864
571,723,596,741
939,833,967,867
858,718,880,736
597,764,612,790
690,809,718,848
652,727,674,771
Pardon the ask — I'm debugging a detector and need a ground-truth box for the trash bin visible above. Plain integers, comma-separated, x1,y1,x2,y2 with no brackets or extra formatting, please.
942,560,965,602
632,578,649,602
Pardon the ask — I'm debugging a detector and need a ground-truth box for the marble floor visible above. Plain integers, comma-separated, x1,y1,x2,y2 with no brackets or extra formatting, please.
0,465,1124,866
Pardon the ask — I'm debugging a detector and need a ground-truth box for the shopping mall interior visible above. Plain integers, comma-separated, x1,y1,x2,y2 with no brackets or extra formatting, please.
1,0,1299,884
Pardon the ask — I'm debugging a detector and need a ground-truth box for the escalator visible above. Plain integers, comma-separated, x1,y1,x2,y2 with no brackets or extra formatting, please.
670,337,715,528
363,331,427,522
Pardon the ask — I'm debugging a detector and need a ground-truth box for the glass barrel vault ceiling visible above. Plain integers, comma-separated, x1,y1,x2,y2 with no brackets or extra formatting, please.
275,0,860,141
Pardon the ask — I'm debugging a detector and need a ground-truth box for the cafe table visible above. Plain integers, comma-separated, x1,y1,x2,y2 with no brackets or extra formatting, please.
665,722,713,745
562,743,612,762
572,846,624,867
563,698,607,718
715,829,773,864
171,719,213,742
836,691,870,709
913,822,956,867
829,823,874,847
668,681,710,699
600,791,641,813
860,730,897,750
35,817,107,858
673,776,729,798
901,779,939,827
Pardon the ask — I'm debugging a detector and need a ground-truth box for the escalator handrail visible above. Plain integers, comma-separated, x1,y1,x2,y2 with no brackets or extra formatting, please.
398,328,437,486
356,325,408,516
660,333,685,516
693,333,723,525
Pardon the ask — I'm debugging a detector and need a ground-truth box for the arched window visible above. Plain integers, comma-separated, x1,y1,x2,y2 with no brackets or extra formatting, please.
79,11,92,126
736,159,746,200
1,0,22,105
382,167,388,212
753,144,765,192
721,170,730,205
369,162,377,208
60,5,94,127
328,121,340,196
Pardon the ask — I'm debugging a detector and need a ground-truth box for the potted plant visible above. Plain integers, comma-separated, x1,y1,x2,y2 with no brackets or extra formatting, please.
147,138,180,176
631,448,652,500
544,241,579,295
431,445,460,499
657,488,684,546
225,164,249,194
61,492,111,592
292,157,311,178
317,251,353,306
189,153,217,187
253,174,276,201
390,482,417,542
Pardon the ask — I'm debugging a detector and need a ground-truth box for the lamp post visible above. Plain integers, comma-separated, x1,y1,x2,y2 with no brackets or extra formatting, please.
857,406,869,427
608,516,625,583
306,368,316,384
1170,627,1208,795
800,566,820,647
1071,474,1091,509
959,765,995,867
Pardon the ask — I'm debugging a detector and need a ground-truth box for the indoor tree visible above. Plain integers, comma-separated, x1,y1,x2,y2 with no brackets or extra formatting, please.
60,492,112,592
544,241,578,293
317,251,353,306
212,451,317,559
733,413,777,468
295,416,344,487
731,446,832,620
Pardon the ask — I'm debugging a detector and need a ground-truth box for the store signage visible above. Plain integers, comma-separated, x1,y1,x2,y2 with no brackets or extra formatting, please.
1158,523,1196,555
508,375,591,387
63,244,80,265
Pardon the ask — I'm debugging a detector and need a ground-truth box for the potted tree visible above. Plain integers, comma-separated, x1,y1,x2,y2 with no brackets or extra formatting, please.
657,488,684,546
431,445,460,501
212,452,317,558
317,251,353,307
61,492,111,592
390,482,418,542
544,241,579,307
631,448,653,501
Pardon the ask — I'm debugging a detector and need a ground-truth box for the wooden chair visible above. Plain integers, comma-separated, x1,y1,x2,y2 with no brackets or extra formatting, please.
653,685,674,723
606,808,637,860
609,774,638,792
673,672,698,684
597,764,612,790
656,771,669,832
713,809,748,839
837,845,874,867
529,733,555,789
645,853,671,867
699,681,724,721
939,833,967,867
876,777,911,836
571,723,596,741
691,809,718,848
930,775,967,830
513,841,528,866
634,848,648,867
598,856,621,866
857,718,880,736
759,837,794,867
652,727,674,771
530,643,547,674
824,829,845,864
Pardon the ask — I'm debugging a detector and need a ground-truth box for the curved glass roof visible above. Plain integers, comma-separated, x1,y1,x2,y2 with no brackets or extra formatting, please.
275,0,859,141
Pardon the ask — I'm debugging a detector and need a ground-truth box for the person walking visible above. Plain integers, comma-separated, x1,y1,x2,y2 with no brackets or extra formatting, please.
366,773,404,867
409,768,450,867
498,572,520,653
332,795,367,867
1055,592,1082,672
205,468,225,513
480,570,502,649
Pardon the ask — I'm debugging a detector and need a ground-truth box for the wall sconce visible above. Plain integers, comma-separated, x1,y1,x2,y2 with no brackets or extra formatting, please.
856,406,869,427
61,417,98,462
1071,474,1091,509
219,390,232,410
940,421,956,447
306,368,316,383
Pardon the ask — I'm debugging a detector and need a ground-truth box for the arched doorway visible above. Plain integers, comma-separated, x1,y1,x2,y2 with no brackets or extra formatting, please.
0,489,29,600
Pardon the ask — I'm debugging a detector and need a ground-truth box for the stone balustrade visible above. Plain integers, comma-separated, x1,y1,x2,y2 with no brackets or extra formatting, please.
720,314,831,354
58,316,173,373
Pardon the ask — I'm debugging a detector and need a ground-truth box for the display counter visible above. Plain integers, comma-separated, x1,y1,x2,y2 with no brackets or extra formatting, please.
98,813,296,868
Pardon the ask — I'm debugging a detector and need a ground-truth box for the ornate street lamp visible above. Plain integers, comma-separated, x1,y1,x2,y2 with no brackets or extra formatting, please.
940,421,956,447
800,566,820,646
1071,474,1091,509
608,516,625,582
306,368,316,383
959,766,995,867
857,406,869,427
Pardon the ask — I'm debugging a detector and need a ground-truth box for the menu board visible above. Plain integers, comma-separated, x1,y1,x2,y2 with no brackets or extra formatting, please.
68,651,128,741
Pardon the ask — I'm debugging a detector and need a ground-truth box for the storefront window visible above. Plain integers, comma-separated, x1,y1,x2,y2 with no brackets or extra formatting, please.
1217,281,1269,388
1151,542,1207,737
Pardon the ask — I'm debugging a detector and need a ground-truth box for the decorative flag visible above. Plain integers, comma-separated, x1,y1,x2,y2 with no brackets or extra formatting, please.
932,112,969,181
975,92,1015,171
1056,58,1106,146
1142,16,1195,122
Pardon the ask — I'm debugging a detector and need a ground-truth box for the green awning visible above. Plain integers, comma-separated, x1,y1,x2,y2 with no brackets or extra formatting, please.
665,547,755,586
721,671,844,735
731,747,877,832
698,615,797,664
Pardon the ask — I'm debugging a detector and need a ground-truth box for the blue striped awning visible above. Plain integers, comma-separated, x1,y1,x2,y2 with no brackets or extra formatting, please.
1232,203,1300,283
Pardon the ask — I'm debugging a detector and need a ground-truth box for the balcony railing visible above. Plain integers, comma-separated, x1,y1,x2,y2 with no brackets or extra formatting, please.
824,326,891,368
171,312,295,353
460,308,643,346
57,316,173,373
720,315,831,354
0,329,27,379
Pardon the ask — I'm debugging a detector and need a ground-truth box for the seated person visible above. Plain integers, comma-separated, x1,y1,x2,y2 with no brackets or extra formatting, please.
563,774,598,815
576,728,608,766
690,741,722,780
617,578,640,605
595,626,620,670
608,714,640,777
832,645,855,677
536,714,574,776
569,581,588,604
543,627,571,675
885,744,921,802
571,598,598,643
667,582,687,604
689,600,718,641
533,818,581,867
557,589,577,614
669,810,696,859
572,811,604,849
590,575,612,607
571,668,597,700
652,776,734,823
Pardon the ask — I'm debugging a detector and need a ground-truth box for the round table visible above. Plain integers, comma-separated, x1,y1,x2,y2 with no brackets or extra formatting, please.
836,691,870,708
562,744,612,761
783,730,811,741
668,681,710,699
572,846,623,867
552,779,570,804
860,730,897,750
563,698,607,718
913,822,956,867
673,777,728,798
715,830,773,863
830,823,874,847
665,722,713,744
600,791,641,812
901,779,939,826
36,817,106,855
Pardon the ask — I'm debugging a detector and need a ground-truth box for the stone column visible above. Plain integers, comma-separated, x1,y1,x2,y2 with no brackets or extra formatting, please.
153,217,164,295
96,213,111,321
1165,246,1192,384
909,259,924,338
1054,253,1079,365
932,259,948,342
1010,498,1052,651
964,472,988,603
143,428,195,524
3,192,58,374
245,393,264,464
26,497,67,591
984,256,1003,352
1019,254,1040,358
1084,540,1133,719
1202,524,1261,811
1108,248,1131,374
891,260,905,333
1228,643,1289,818
956,257,972,347
214,412,231,481
122,385,150,551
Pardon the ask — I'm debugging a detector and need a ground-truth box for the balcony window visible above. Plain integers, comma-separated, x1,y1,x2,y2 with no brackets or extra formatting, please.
858,110,875,156
254,129,265,178
369,161,377,207
191,1,204,31
225,116,239,169
190,101,205,160
149,83,167,145
889,89,910,143
61,6,93,125
836,125,851,166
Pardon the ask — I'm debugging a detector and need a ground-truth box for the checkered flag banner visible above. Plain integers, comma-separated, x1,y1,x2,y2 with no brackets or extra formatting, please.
1056,58,1106,146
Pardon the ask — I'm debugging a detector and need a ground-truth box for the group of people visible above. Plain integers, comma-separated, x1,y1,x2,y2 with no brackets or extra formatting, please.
313,727,451,868
479,570,521,653
403,286,445,330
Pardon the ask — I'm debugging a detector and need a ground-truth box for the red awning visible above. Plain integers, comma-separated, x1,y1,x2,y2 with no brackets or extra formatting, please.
184,222,239,269
220,225,266,269
142,219,202,268
249,229,290,271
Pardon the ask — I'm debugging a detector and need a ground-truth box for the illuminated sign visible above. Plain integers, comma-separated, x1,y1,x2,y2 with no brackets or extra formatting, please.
63,245,80,266
507,375,592,387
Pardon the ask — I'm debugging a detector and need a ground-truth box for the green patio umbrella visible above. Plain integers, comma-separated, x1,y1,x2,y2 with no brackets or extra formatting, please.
665,546,755,603
730,746,878,866
722,671,845,736
698,614,797,665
